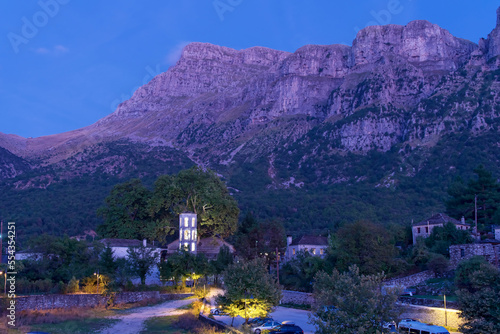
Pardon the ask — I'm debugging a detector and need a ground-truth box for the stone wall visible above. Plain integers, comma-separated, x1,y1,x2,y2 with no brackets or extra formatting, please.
281,290,314,306
384,270,435,289
449,243,500,268
399,296,458,309
401,305,463,329
16,291,189,312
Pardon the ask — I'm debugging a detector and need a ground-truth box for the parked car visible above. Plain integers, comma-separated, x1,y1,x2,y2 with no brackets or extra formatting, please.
268,323,304,334
210,307,226,315
252,320,281,333
248,317,274,327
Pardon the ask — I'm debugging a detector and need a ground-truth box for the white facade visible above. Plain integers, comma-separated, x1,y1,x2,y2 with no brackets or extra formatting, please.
179,212,198,253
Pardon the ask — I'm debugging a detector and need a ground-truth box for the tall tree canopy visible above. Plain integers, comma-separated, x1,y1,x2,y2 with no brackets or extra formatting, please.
97,179,153,240
217,258,281,324
149,167,239,238
455,256,500,334
311,265,401,334
446,165,500,232
328,220,397,275
97,167,240,241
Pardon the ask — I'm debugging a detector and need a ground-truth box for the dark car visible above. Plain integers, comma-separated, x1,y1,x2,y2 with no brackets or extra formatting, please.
268,323,304,334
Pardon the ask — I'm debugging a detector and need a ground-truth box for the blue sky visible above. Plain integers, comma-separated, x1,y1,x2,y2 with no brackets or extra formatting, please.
0,0,499,138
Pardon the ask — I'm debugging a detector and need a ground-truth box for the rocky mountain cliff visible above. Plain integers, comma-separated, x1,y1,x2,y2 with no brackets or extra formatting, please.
2,9,500,239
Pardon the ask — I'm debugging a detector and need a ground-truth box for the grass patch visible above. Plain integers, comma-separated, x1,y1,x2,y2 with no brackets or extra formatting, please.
28,317,119,334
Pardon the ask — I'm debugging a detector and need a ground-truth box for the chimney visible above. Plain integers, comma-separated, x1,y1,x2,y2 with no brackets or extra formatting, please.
287,235,292,246
143,239,147,247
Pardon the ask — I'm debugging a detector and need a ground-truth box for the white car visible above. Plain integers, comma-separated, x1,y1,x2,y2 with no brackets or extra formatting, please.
253,320,281,334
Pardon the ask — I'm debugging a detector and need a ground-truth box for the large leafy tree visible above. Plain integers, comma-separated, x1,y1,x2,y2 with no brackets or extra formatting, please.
217,258,281,324
455,256,500,334
159,250,210,287
98,167,240,241
149,166,239,238
446,165,500,232
311,265,401,334
97,179,154,240
328,220,397,275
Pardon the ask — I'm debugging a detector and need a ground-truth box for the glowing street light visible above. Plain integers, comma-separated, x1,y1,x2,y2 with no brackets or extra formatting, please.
94,271,100,294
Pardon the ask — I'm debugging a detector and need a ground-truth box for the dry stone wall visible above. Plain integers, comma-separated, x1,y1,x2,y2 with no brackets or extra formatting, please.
16,292,190,312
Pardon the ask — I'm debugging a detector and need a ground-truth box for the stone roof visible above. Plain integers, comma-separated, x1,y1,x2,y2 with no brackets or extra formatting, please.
413,213,463,227
290,235,328,246
99,238,143,248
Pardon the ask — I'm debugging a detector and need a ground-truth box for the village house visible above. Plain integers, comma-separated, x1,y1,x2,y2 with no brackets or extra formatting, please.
285,235,328,261
412,213,469,244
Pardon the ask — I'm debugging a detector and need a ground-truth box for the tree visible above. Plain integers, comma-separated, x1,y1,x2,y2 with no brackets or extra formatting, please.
280,250,332,292
217,258,281,324
160,250,210,287
311,265,401,334
446,165,500,232
455,256,500,333
425,222,473,257
99,246,118,277
127,246,158,285
211,245,234,285
97,179,154,240
328,220,397,275
149,167,239,238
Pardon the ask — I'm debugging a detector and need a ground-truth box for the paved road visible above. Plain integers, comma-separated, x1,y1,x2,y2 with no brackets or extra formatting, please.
212,307,316,334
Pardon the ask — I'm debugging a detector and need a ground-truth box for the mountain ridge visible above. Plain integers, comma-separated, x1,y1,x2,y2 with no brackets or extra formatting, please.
2,10,500,239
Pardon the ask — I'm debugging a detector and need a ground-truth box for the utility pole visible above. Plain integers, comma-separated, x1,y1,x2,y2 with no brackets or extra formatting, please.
444,294,447,327
276,247,279,285
475,194,478,238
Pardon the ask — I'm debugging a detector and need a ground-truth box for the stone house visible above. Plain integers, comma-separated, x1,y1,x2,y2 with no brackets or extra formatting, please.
412,213,469,244
449,241,500,268
285,235,328,261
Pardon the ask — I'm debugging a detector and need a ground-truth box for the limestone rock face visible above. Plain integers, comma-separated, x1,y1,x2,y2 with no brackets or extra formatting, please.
2,10,500,180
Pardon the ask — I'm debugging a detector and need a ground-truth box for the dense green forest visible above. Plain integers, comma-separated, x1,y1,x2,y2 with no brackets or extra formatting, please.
0,128,499,246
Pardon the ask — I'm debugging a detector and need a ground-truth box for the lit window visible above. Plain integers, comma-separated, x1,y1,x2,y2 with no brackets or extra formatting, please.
192,230,197,241
320,249,324,255
184,230,190,240
191,243,195,252
184,242,189,250
192,218,195,227
292,248,296,255
312,248,316,255
184,217,188,227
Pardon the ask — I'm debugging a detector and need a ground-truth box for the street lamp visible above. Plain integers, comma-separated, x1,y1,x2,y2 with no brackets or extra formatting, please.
94,271,100,294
